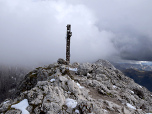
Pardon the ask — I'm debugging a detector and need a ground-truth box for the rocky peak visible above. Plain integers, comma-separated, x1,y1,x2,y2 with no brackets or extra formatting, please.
95,59,116,70
0,58,152,114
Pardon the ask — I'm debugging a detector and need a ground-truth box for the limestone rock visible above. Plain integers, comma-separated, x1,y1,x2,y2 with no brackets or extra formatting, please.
72,62,80,68
5,109,21,114
57,58,69,65
77,63,93,75
95,59,116,70
1,59,152,114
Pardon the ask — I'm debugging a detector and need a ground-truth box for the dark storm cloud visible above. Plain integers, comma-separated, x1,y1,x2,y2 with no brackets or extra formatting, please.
0,0,152,67
117,36,152,61
73,0,152,61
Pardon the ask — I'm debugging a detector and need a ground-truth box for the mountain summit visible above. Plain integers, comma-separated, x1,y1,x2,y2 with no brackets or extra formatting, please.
0,58,152,114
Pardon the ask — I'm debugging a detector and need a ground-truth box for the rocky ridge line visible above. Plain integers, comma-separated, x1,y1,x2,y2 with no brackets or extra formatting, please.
0,58,152,114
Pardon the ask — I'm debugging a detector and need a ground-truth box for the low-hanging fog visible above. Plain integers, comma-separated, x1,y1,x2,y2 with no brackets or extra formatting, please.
0,0,152,67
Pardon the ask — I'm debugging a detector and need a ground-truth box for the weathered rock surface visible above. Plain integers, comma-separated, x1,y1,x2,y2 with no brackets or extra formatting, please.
0,58,152,114
57,58,69,65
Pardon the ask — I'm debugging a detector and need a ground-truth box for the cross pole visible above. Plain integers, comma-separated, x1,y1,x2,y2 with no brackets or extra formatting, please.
66,24,72,64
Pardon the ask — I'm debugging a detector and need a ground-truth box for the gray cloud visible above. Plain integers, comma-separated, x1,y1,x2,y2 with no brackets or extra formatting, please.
117,35,152,61
0,0,117,66
76,0,152,61
0,0,152,67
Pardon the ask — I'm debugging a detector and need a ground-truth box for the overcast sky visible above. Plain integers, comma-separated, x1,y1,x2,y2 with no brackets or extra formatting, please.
0,0,152,66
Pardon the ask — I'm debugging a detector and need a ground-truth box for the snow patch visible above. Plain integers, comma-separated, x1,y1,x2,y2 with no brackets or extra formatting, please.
139,85,142,88
65,91,71,94
11,99,29,114
77,83,84,89
126,103,136,110
69,67,77,72
3,100,9,104
65,98,77,108
130,90,134,94
50,79,55,82
103,109,108,112
113,85,117,88
75,109,79,113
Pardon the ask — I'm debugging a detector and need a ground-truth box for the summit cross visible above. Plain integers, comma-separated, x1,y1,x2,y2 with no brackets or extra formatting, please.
66,24,72,64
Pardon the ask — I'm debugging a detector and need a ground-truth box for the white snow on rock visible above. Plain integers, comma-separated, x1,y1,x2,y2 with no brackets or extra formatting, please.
65,98,77,108
67,91,71,93
50,79,55,82
113,85,117,88
69,67,77,71
103,109,108,112
76,82,84,89
146,113,152,114
139,85,142,88
75,109,79,113
65,91,71,94
3,100,9,104
126,103,136,110
11,99,29,114
130,90,134,94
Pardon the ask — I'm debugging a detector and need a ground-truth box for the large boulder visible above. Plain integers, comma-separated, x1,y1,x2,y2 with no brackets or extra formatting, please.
77,63,93,75
57,58,69,65
72,62,80,68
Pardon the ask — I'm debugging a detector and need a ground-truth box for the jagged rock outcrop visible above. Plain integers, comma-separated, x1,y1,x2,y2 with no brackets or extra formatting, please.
0,58,152,114
57,58,69,65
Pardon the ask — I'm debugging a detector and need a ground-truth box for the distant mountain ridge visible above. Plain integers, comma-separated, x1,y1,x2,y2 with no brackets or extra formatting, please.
121,69,152,92
111,62,152,92
112,62,152,71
